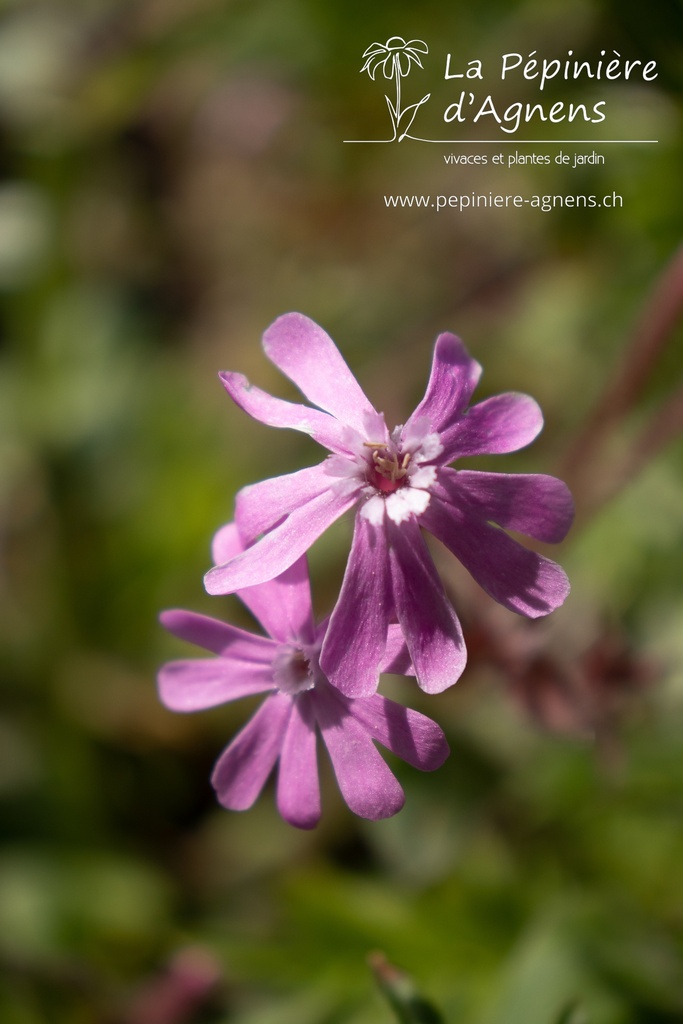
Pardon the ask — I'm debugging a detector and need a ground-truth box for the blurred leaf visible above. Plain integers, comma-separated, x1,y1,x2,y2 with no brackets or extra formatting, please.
554,1001,589,1024
369,954,445,1024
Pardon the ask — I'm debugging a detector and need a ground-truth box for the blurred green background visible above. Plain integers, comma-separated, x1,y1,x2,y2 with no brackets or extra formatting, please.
1,1,683,1022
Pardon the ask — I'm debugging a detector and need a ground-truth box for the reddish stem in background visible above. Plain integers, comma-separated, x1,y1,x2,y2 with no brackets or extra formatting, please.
560,244,683,515
613,379,683,489
563,243,683,471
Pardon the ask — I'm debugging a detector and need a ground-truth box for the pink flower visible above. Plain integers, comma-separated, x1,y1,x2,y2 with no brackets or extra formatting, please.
205,314,574,698
159,524,449,829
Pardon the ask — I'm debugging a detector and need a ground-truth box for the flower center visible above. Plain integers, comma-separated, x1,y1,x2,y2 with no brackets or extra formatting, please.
364,441,411,494
272,646,315,696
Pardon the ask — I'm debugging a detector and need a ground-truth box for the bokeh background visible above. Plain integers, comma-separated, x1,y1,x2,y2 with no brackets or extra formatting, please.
1,1,683,1022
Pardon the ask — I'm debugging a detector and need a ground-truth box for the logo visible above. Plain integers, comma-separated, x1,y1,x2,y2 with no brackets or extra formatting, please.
346,38,660,144
359,37,431,142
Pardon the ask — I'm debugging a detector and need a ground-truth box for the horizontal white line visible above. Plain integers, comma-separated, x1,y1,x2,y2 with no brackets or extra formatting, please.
343,139,659,144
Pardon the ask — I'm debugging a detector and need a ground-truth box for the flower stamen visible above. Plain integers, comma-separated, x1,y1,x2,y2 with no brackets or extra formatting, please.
372,448,411,482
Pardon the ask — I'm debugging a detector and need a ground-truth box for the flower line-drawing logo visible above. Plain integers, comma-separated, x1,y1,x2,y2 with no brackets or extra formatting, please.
356,37,431,142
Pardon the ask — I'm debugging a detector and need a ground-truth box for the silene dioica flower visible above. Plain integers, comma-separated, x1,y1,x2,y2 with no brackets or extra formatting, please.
159,524,448,828
205,314,574,699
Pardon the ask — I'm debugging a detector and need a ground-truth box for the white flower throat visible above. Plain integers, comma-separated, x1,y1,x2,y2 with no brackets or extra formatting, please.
326,416,442,526
359,421,441,525
272,646,316,696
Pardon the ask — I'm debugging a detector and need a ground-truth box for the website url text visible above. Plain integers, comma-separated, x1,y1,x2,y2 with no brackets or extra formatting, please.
384,192,624,212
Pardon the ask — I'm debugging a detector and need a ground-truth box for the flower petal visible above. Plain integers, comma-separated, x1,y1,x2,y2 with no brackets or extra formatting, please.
235,463,340,544
440,392,543,462
320,513,392,698
387,517,466,694
211,694,291,810
404,333,482,439
362,41,387,58
158,658,274,712
315,688,404,820
405,52,424,70
396,51,411,76
205,485,356,594
219,371,351,454
160,608,275,660
212,522,316,645
277,695,320,829
344,693,449,771
364,55,387,80
437,468,575,543
423,497,571,617
262,314,378,437
379,624,415,676
360,53,387,77
211,521,246,563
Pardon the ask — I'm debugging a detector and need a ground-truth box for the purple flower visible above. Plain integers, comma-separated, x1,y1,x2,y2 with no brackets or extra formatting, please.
159,524,449,829
205,314,574,698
